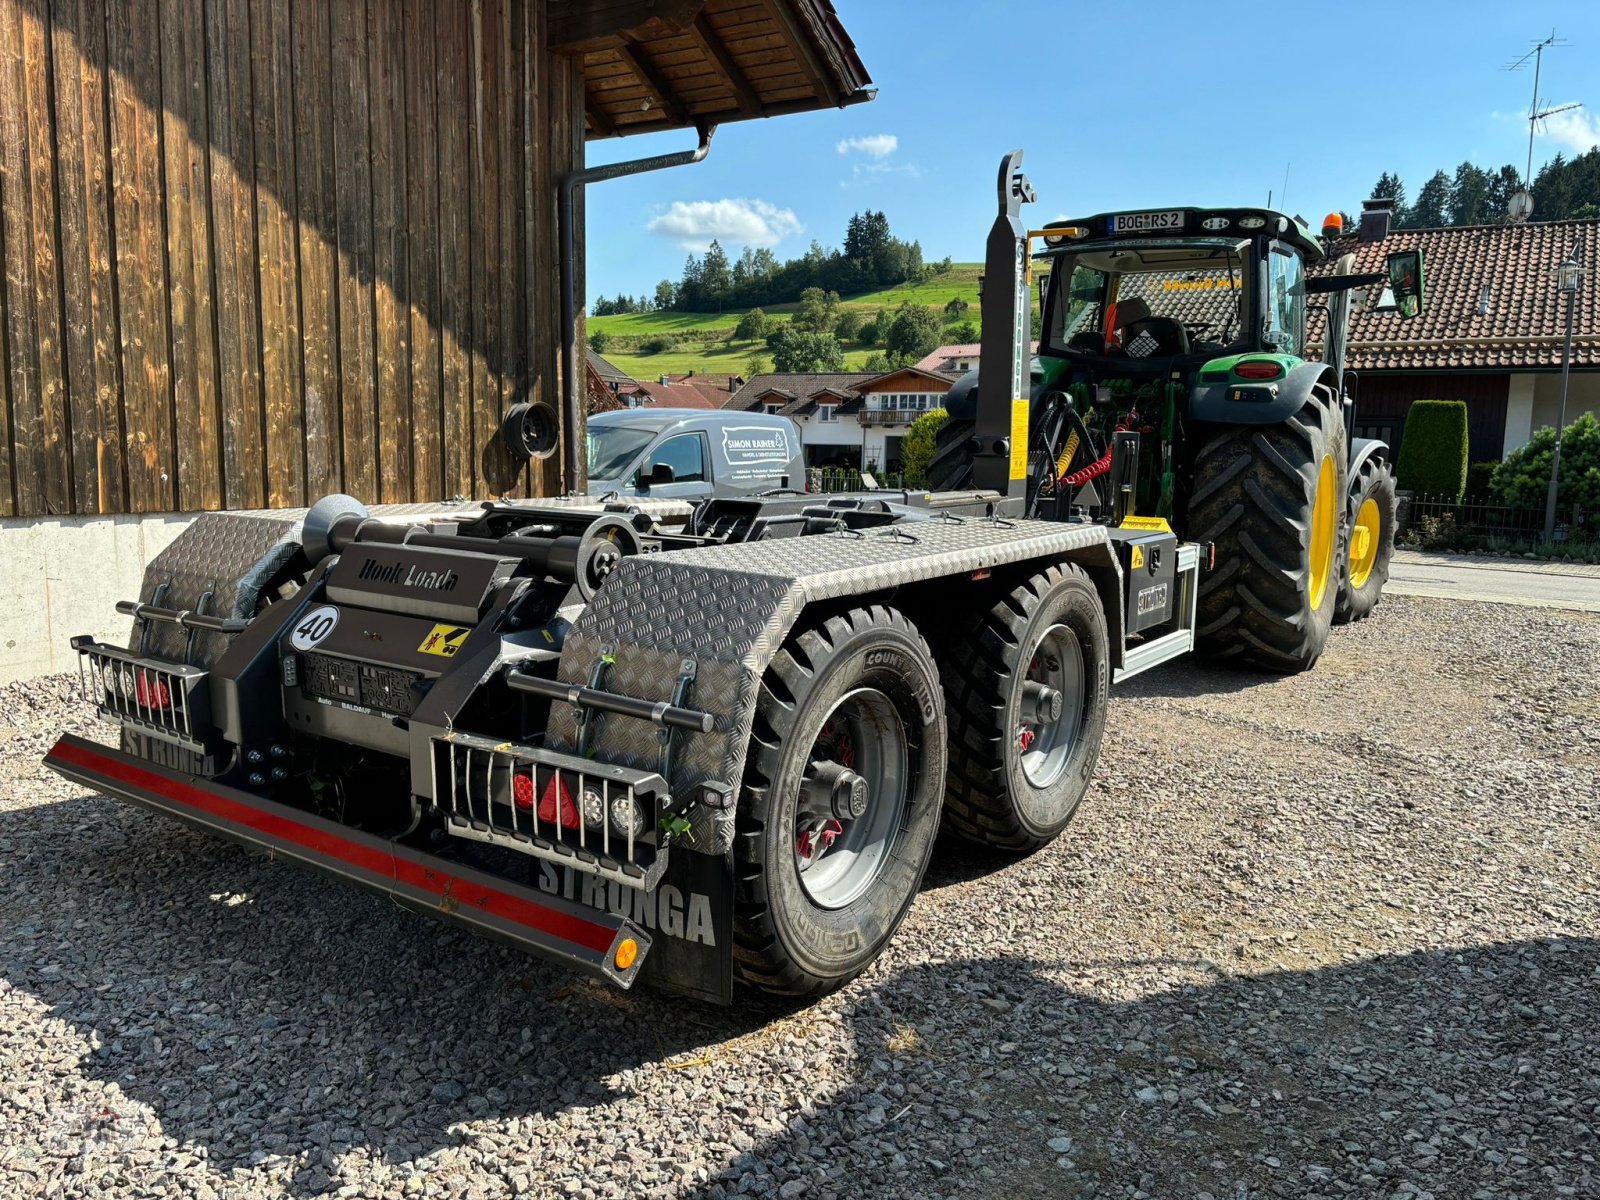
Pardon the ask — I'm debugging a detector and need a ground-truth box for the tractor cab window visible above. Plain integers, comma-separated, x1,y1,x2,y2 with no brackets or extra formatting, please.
1042,238,1247,359
1265,245,1305,355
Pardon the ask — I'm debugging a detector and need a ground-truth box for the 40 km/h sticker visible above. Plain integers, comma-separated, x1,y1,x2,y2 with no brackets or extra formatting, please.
289,605,340,652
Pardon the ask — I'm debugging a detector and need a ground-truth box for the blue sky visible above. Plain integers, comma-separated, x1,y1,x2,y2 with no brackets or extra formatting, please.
584,0,1600,300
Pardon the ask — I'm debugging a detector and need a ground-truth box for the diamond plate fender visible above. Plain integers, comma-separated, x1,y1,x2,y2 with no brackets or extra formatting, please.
548,516,1122,855
134,512,305,667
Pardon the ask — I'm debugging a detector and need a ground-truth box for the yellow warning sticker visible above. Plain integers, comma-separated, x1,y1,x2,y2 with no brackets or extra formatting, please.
1120,514,1174,533
417,623,471,657
1129,545,1146,570
1009,399,1029,481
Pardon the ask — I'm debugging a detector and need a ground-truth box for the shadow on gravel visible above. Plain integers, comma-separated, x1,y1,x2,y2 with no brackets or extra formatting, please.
1114,658,1287,700
685,939,1600,1199
1,789,781,1196
8,788,1597,1199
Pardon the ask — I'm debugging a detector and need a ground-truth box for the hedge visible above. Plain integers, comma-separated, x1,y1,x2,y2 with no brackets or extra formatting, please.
1396,400,1469,500
1491,411,1600,514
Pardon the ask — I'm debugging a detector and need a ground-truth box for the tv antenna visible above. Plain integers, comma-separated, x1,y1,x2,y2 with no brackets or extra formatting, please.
1504,31,1582,191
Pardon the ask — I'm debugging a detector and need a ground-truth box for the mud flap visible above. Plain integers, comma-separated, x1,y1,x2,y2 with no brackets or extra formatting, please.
532,847,734,1005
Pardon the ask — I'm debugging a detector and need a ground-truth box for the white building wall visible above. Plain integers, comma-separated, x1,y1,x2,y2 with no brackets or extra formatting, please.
1530,371,1600,438
0,512,196,683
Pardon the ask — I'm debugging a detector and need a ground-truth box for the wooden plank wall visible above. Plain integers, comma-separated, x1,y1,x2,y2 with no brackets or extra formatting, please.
1359,372,1511,463
0,0,578,518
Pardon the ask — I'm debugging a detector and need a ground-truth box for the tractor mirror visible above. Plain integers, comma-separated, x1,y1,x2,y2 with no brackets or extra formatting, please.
1385,250,1424,319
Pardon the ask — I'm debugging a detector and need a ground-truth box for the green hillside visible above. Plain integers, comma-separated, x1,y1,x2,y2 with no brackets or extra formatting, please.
588,263,985,378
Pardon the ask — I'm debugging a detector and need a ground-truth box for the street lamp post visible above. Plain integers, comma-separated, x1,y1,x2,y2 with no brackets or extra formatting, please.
1544,240,1585,544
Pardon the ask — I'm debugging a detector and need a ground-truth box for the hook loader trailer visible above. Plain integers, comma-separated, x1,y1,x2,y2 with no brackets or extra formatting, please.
43,152,1423,1004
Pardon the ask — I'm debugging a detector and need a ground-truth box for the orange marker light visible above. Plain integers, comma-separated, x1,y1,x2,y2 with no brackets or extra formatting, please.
1321,212,1344,238
615,938,639,971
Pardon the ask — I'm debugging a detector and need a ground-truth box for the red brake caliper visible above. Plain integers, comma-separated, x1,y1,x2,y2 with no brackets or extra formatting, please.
800,719,853,862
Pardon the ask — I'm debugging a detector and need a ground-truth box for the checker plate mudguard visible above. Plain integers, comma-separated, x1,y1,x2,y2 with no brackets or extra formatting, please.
548,517,1119,864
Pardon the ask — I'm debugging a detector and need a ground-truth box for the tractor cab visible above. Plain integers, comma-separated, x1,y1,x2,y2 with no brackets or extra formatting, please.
1035,208,1324,372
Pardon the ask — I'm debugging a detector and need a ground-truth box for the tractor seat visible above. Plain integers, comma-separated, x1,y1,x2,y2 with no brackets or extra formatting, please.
1121,315,1190,358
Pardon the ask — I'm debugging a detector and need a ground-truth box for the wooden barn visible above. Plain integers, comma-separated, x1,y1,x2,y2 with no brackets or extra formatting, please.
0,0,872,520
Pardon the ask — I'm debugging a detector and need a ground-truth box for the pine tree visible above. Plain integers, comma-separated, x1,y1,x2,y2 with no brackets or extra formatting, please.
1449,162,1493,226
1406,171,1451,228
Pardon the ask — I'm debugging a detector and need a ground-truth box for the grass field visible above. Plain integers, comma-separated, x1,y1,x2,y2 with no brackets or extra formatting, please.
600,340,881,380
588,264,986,377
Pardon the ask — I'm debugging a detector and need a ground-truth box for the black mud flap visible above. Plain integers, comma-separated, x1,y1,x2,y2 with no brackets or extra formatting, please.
530,847,734,1005
44,735,650,989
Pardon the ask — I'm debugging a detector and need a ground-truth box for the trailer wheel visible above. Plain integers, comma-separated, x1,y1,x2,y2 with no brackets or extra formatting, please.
941,565,1109,852
1189,387,1347,673
733,606,945,996
1335,457,1396,624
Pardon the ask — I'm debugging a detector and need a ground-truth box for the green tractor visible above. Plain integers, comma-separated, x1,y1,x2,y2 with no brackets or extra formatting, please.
931,154,1424,672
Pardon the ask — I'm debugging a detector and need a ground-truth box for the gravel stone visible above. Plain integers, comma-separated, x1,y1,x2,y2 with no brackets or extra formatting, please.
2,596,1597,1198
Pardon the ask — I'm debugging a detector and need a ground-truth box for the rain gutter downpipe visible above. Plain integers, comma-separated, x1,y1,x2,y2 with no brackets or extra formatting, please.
559,124,716,490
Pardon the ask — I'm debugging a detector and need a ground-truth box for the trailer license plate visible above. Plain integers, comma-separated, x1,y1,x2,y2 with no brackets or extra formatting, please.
1110,211,1184,233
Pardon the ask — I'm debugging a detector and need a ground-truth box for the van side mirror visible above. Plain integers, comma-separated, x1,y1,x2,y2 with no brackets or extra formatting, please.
1385,250,1424,319
645,462,675,487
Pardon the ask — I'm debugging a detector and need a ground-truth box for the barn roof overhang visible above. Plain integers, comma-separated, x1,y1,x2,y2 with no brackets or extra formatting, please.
552,0,874,140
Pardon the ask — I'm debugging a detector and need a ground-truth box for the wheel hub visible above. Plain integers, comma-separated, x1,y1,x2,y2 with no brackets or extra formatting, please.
792,689,909,910
1015,625,1085,791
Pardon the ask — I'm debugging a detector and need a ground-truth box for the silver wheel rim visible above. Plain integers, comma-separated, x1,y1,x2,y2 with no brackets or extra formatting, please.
1016,623,1085,790
793,687,908,910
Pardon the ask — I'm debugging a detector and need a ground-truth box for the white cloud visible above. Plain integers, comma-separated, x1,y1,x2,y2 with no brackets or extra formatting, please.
646,199,804,252
1540,105,1600,155
836,133,899,158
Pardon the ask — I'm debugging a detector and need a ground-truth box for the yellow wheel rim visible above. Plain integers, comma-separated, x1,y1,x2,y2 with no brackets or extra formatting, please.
1308,455,1337,610
1349,496,1381,589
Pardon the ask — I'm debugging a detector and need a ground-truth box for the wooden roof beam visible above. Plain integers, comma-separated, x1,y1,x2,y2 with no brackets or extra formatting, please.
614,39,690,127
549,0,705,53
688,11,762,116
584,92,618,136
761,0,837,104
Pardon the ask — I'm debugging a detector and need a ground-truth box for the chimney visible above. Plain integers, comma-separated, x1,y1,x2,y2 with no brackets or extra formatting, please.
1359,197,1394,243
660,374,671,385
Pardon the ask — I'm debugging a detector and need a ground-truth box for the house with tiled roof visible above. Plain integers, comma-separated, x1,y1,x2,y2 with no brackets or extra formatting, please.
725,367,955,471
1308,207,1597,462
913,341,1040,375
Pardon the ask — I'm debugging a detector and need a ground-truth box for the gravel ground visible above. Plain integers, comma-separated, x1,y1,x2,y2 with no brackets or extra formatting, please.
2,594,1598,1200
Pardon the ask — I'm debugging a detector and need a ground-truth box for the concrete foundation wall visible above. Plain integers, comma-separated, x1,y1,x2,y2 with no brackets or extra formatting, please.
1,513,196,683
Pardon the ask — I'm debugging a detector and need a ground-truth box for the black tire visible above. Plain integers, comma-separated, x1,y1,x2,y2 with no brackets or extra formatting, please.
940,565,1110,851
733,606,945,996
1189,388,1347,673
925,417,975,490
1335,456,1397,624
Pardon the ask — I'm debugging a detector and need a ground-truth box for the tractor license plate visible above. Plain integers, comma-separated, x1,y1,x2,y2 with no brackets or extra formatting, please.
1110,210,1184,233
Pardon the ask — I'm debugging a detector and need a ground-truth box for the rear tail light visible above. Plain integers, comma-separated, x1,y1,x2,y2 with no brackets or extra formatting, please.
135,674,171,709
1234,360,1284,381
537,775,582,830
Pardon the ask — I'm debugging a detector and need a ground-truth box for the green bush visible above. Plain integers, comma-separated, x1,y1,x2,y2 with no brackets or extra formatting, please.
588,329,610,354
640,334,679,355
1491,411,1600,514
1395,399,1468,500
1463,460,1498,502
901,408,948,485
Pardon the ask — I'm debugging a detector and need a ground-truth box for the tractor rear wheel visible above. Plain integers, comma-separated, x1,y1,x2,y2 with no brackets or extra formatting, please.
940,565,1109,852
1189,389,1347,673
1335,457,1397,624
733,606,945,996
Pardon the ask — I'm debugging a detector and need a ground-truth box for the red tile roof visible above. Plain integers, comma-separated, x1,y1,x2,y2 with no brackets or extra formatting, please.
626,381,723,409
1308,218,1599,372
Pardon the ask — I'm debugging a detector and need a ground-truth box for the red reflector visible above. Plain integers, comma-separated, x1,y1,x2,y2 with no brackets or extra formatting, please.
1234,360,1284,380
511,773,536,811
537,774,580,830
134,675,170,708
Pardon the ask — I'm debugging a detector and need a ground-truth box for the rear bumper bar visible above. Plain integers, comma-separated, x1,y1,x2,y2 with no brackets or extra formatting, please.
43,735,650,987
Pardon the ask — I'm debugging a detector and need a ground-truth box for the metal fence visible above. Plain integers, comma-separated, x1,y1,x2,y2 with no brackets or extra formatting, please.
1404,493,1593,548
809,469,910,493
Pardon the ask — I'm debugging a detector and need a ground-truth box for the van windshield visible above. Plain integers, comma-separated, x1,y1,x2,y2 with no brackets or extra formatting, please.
587,426,657,480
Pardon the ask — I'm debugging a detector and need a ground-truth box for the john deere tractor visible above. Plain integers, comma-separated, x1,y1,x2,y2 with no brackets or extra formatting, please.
930,160,1424,672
